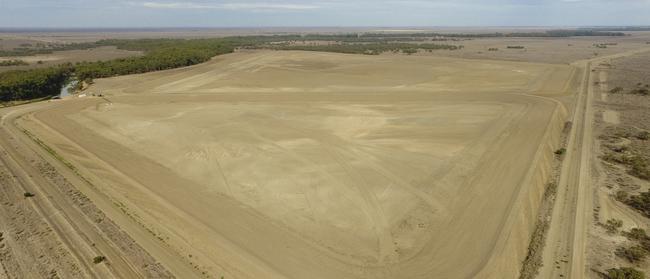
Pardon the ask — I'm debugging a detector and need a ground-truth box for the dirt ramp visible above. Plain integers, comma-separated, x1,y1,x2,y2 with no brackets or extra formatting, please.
475,103,567,278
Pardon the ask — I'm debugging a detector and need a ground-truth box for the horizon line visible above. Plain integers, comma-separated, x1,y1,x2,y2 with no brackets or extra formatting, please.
1,25,650,30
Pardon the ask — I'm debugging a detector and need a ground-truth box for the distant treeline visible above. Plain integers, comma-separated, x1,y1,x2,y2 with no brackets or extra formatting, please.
0,42,99,57
580,27,650,32
0,29,629,102
477,30,625,37
0,38,253,102
237,30,625,42
74,39,238,81
264,42,463,55
0,29,626,58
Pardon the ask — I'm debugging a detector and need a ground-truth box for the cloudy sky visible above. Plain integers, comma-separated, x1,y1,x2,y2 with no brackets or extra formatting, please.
1,0,649,27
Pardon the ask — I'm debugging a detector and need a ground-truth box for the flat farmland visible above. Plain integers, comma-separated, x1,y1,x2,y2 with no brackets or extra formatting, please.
17,51,577,278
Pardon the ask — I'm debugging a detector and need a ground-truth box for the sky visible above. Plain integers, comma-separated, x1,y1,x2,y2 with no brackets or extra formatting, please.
1,0,649,28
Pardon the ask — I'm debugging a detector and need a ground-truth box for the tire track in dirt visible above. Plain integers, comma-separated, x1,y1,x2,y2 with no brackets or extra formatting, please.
538,47,650,279
243,116,398,266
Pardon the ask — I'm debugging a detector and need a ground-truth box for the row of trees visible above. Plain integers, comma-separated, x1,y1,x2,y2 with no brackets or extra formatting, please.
0,38,242,102
265,42,462,55
1,36,462,103
0,64,72,102
75,41,235,81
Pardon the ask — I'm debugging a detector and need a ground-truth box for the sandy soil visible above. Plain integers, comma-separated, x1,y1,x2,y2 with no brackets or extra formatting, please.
0,153,87,278
4,50,578,278
0,101,175,278
586,50,650,276
383,32,650,65
535,45,650,279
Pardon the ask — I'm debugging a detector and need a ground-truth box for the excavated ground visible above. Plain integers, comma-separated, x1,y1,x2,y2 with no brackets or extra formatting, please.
16,51,576,278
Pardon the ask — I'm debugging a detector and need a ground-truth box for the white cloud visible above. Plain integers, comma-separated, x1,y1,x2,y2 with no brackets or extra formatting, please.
137,1,320,10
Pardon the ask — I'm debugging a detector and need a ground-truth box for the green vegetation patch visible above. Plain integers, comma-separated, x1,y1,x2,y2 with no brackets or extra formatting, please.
0,65,72,102
93,256,106,264
603,153,650,180
75,40,235,81
604,218,623,234
607,267,646,279
621,190,650,217
616,245,648,263
0,60,28,66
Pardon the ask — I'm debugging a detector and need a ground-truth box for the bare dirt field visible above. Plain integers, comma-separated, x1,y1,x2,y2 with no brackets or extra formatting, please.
3,50,578,278
392,32,650,64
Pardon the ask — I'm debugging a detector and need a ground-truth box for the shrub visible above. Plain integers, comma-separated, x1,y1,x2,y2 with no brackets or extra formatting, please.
622,228,650,258
624,228,649,241
607,267,645,279
616,191,629,202
626,190,650,216
628,156,650,180
605,218,624,234
555,148,567,156
93,256,106,264
631,88,649,96
402,48,418,55
616,245,647,263
638,131,650,141
611,87,624,94
606,154,650,180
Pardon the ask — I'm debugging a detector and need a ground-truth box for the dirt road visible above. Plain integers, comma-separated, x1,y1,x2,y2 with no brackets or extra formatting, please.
538,47,650,279
0,102,177,278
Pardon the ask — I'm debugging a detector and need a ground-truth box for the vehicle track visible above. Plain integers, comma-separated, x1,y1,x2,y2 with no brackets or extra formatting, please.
0,103,132,278
0,102,183,279
538,47,650,279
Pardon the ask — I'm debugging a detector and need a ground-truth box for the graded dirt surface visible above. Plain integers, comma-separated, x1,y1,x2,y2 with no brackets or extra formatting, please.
9,51,576,278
